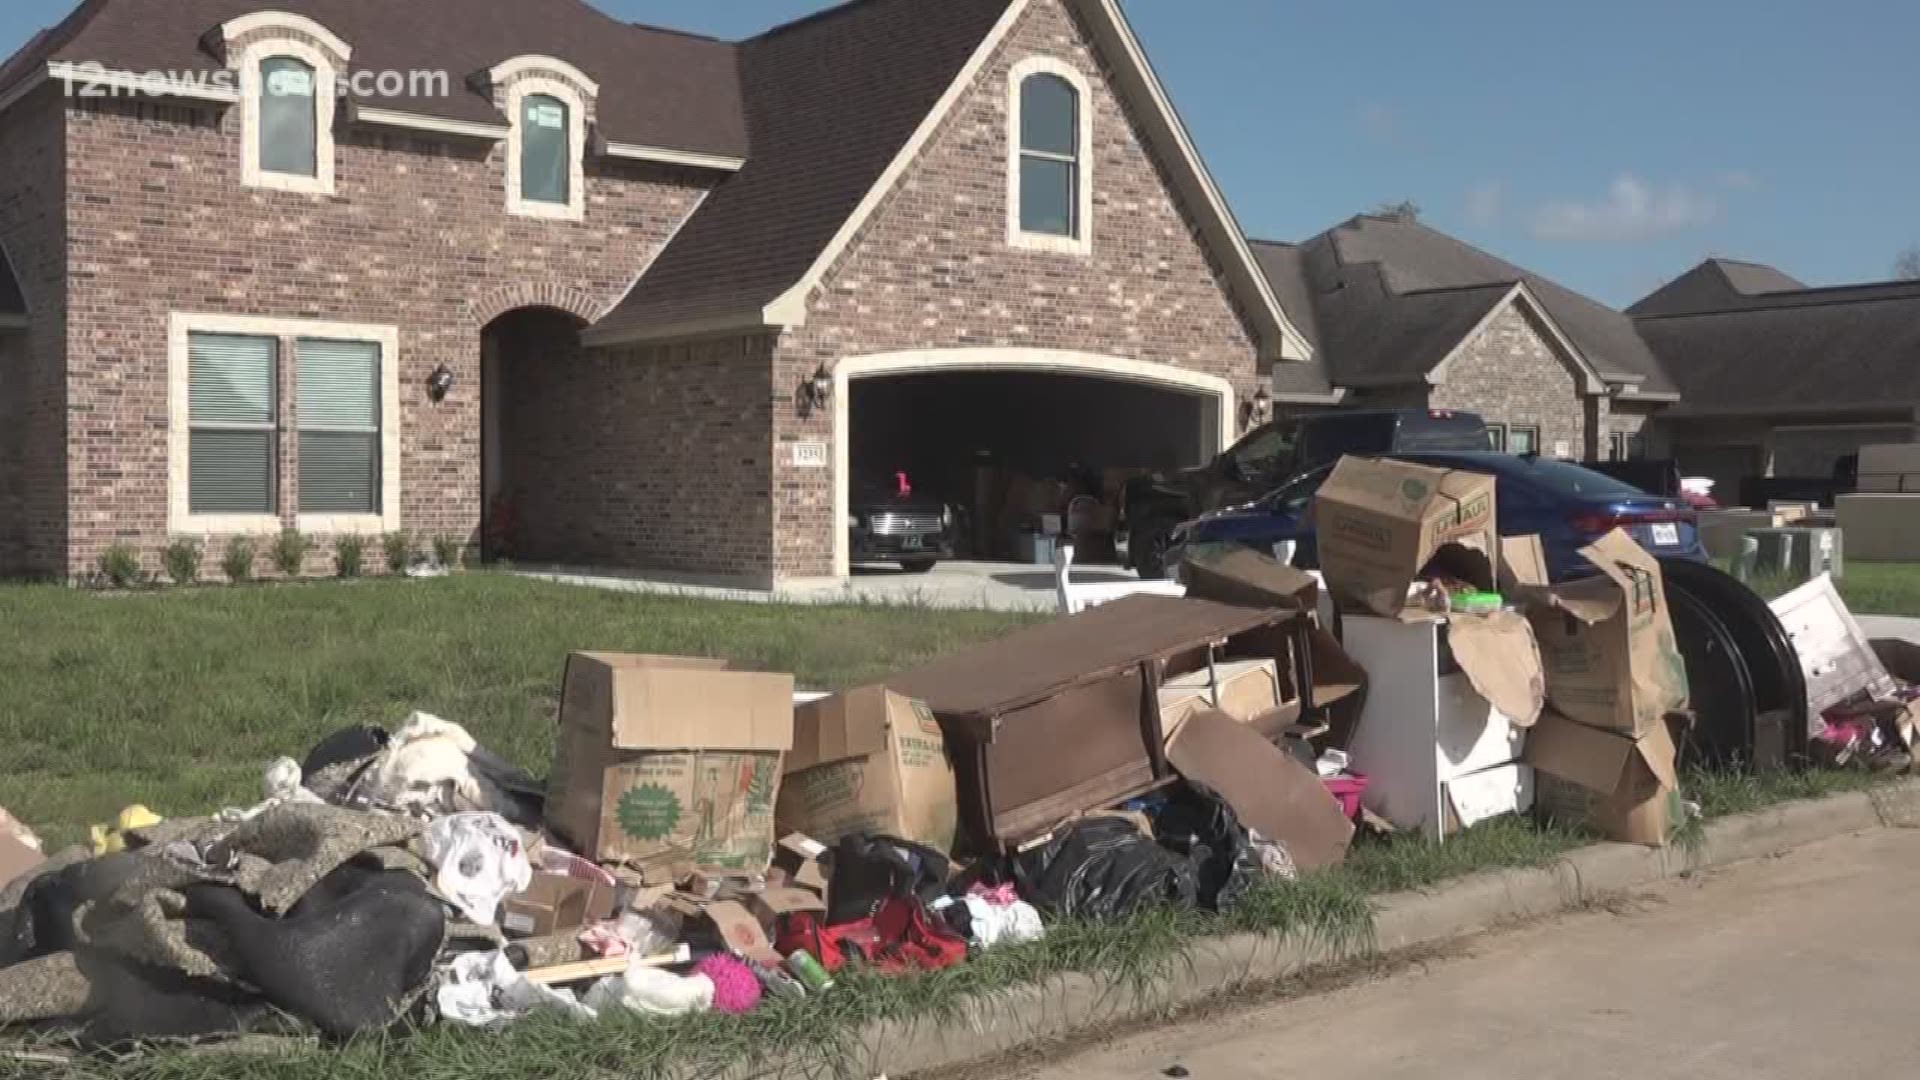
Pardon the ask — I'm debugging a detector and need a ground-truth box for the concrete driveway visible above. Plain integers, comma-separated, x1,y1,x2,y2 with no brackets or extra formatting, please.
522,558,1158,614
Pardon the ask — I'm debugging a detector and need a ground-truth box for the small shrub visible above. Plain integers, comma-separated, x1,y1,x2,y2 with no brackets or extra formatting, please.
432,535,464,571
271,529,314,578
222,536,256,583
382,531,414,575
163,538,203,586
334,534,368,578
97,543,142,588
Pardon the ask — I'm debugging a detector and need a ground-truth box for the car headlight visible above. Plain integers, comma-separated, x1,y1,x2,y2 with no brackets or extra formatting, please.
942,505,953,528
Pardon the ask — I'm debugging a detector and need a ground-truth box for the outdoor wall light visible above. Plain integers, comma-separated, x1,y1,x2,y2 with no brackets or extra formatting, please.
1242,386,1272,430
427,364,456,402
800,363,834,416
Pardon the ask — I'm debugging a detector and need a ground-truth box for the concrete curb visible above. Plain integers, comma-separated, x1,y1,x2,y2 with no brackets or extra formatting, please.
814,779,1920,1079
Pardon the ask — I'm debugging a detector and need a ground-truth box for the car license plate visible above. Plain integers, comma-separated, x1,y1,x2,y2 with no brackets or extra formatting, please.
900,535,924,551
1651,523,1679,546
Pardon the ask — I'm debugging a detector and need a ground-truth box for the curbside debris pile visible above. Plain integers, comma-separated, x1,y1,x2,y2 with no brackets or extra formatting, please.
0,453,1905,1057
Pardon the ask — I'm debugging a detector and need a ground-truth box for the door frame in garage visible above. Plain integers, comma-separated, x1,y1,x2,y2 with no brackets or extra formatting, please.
831,347,1236,577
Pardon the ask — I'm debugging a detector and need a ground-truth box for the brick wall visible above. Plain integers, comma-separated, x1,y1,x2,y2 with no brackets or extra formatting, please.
1430,300,1594,459
767,0,1264,579
58,94,710,578
497,327,776,582
0,86,69,578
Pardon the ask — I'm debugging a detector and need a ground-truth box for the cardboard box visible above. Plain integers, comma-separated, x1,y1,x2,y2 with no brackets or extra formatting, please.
746,884,827,929
1498,534,1550,593
1312,456,1498,619
502,872,619,937
769,833,830,895
1181,546,1320,614
545,653,795,878
0,806,41,890
1526,708,1679,846
704,899,786,967
1521,530,1688,736
1158,658,1283,734
1166,709,1354,870
778,687,959,856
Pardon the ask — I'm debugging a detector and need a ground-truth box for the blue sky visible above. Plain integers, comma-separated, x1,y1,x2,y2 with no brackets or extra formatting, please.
3,0,1914,305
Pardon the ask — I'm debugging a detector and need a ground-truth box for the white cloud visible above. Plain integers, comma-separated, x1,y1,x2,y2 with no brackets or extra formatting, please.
1357,102,1397,142
1529,174,1721,243
1463,182,1505,226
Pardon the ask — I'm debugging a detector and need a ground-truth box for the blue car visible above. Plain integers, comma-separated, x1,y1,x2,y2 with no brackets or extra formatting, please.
1170,451,1709,583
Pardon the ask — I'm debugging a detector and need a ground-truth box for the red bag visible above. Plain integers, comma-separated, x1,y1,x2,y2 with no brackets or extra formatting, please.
774,896,966,975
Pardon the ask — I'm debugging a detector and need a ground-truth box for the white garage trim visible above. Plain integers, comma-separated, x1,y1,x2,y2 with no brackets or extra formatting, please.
830,347,1236,577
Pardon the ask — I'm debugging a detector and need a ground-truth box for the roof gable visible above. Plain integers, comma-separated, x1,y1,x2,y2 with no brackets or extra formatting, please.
0,0,747,157
590,0,1311,360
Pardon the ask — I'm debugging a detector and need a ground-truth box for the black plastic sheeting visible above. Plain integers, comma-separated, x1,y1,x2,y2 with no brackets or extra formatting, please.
1011,786,1261,921
1659,559,1809,770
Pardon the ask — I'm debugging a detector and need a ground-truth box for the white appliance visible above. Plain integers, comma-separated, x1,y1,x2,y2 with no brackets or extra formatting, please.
1340,615,1534,839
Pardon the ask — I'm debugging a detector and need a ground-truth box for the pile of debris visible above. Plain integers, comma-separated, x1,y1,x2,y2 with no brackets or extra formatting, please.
0,455,1764,1053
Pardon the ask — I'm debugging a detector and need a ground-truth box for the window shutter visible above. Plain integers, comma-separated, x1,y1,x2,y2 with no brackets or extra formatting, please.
297,338,381,514
189,333,277,515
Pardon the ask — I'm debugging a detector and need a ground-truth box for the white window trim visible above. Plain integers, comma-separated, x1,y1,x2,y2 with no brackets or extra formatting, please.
504,76,588,221
168,312,401,537
236,38,337,195
1006,56,1093,255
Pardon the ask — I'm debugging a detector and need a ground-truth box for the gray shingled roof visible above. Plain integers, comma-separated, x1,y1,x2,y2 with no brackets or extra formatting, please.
1313,215,1672,391
1628,258,1809,317
0,0,748,157
1248,240,1334,395
1254,215,1672,396
589,0,1013,342
1636,285,1920,417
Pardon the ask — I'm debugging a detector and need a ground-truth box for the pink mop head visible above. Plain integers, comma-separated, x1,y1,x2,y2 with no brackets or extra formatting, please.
695,953,763,1014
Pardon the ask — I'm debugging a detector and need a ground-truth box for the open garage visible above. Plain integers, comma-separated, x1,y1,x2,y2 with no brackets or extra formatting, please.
841,364,1229,571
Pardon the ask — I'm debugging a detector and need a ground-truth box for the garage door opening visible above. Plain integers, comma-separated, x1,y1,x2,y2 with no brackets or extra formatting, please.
845,368,1222,572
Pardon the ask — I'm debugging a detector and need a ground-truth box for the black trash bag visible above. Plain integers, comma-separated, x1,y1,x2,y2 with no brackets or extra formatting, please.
1150,784,1263,913
1011,816,1198,921
826,834,952,926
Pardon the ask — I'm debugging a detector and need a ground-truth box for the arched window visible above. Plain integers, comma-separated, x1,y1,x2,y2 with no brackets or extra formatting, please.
1008,59,1091,253
258,56,318,178
520,93,571,205
1018,73,1078,237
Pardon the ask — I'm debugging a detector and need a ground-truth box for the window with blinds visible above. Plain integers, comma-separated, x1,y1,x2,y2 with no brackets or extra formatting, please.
189,333,278,515
296,338,381,514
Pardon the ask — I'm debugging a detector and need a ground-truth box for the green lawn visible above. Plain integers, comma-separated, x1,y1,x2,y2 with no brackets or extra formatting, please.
1832,562,1920,616
0,574,1038,848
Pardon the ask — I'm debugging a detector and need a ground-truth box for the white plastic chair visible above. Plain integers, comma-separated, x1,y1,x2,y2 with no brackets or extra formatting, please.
1053,542,1186,615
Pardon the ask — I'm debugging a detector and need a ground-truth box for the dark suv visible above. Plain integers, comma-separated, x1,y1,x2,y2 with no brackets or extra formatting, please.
1123,409,1491,577
849,480,953,573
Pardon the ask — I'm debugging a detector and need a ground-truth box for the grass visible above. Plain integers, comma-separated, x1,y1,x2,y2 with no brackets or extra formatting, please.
0,572,1904,1078
0,574,1039,849
1711,558,1920,615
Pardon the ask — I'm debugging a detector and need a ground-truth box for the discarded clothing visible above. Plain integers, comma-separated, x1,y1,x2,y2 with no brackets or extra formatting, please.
421,813,531,926
436,950,594,1027
777,895,967,975
581,963,714,1017
961,893,1044,949
368,714,544,826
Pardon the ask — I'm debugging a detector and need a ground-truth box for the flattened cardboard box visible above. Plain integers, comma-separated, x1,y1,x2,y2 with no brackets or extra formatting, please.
1166,709,1353,871
778,687,958,856
1312,456,1498,619
1526,708,1679,846
546,653,794,878
1521,530,1689,736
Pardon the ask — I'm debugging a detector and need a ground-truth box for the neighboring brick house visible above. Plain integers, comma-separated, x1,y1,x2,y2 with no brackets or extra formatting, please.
1251,214,1678,462
0,0,1310,583
1630,258,1920,500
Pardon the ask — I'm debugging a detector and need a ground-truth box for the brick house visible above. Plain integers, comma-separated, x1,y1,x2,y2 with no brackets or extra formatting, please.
1631,258,1920,500
0,0,1309,584
1251,214,1678,462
